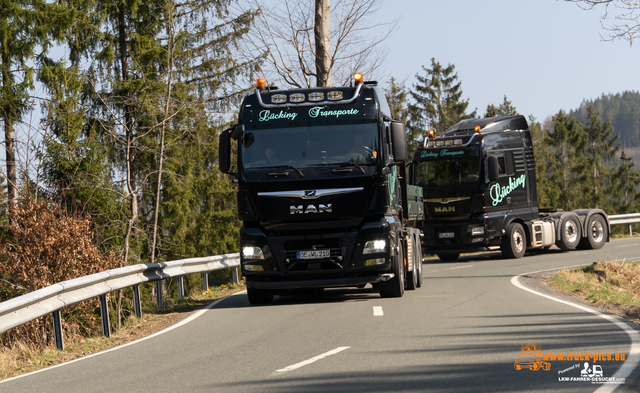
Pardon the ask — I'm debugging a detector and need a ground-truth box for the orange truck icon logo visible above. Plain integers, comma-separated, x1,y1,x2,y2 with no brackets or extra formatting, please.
514,341,551,371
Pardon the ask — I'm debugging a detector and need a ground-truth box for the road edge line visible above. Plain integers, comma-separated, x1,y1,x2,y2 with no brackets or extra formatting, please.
0,291,247,385
511,271,639,393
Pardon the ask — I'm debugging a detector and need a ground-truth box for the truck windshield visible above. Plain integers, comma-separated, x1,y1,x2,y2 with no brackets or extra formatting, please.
415,148,480,187
241,122,379,170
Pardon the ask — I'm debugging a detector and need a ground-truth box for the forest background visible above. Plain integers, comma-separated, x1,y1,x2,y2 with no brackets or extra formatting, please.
1,0,639,346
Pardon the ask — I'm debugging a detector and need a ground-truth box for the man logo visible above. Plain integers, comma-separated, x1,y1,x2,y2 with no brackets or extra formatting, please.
304,190,317,198
290,204,332,214
434,206,455,213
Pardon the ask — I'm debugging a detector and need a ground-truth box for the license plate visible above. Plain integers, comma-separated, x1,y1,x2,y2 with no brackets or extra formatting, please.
439,232,455,239
297,250,330,259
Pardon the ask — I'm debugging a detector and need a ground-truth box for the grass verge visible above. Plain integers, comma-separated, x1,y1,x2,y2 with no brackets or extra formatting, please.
0,283,246,381
546,260,640,326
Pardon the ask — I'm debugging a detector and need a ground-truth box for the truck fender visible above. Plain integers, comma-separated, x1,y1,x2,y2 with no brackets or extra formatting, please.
572,209,611,242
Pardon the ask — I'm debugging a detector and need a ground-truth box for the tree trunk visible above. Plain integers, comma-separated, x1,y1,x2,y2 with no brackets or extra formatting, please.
314,0,331,87
1,49,17,218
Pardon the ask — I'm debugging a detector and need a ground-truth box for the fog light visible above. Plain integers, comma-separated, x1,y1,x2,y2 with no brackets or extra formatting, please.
471,237,484,243
363,240,386,254
243,246,264,260
365,258,385,266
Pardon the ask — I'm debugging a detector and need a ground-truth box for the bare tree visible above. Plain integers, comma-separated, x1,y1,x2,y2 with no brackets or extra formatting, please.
243,0,397,88
566,0,640,45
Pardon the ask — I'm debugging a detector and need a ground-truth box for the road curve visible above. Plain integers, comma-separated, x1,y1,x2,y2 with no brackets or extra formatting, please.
2,238,640,393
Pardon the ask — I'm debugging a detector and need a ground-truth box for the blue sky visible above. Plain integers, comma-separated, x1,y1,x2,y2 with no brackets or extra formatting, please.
371,0,640,123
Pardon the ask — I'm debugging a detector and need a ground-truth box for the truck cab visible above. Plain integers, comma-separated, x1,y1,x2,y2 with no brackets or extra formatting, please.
219,75,423,303
413,115,609,260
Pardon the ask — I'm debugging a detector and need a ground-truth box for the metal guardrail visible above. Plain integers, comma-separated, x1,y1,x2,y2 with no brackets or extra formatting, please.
0,253,240,350
608,213,640,235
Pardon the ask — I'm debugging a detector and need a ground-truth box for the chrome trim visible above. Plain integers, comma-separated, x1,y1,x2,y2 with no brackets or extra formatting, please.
424,197,470,204
258,187,363,200
254,84,364,108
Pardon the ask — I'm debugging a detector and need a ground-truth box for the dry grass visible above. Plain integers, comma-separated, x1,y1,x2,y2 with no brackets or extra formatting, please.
0,284,246,381
547,260,640,324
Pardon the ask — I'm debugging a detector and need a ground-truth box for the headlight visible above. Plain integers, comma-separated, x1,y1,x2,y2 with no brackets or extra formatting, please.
363,240,386,254
242,246,264,260
470,227,485,236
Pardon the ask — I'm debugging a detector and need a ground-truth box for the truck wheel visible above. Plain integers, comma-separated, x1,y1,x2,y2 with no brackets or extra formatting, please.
416,241,423,288
406,237,418,290
379,242,405,298
577,214,608,250
501,222,526,259
555,215,581,250
247,287,273,305
437,253,459,262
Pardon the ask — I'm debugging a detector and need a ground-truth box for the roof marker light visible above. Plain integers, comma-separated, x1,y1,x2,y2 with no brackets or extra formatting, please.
354,72,364,84
256,78,266,89
474,126,481,133
428,129,435,138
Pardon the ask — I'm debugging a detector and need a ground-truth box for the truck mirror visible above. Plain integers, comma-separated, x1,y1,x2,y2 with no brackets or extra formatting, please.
231,124,245,140
219,130,232,173
390,122,408,162
487,156,499,182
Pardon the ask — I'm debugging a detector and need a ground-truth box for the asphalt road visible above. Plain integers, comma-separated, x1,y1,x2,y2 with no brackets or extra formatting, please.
2,238,640,393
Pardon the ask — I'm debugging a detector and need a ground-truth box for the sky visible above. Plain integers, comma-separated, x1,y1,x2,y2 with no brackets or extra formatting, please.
369,0,640,123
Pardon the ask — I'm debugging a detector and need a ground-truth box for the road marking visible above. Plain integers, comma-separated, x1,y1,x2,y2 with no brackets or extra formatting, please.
373,306,384,316
276,346,350,373
0,291,247,385
511,271,640,393
445,265,473,270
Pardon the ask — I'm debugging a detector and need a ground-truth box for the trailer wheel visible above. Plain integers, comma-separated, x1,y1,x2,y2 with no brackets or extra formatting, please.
577,214,608,250
437,253,459,262
502,222,526,259
555,215,581,250
247,287,273,305
380,241,405,298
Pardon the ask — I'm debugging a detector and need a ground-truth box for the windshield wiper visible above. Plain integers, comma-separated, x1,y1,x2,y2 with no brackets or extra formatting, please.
333,161,365,174
265,165,304,177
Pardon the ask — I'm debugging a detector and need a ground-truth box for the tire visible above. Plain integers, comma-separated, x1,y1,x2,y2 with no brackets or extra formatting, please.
247,287,273,305
406,237,418,291
437,253,459,262
416,241,423,288
577,214,608,250
501,222,526,259
555,215,581,250
379,241,405,298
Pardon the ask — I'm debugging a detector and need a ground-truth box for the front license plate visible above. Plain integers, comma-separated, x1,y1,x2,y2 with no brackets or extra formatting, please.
439,232,455,239
297,250,330,259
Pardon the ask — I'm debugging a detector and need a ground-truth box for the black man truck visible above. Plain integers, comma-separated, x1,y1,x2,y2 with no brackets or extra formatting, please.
219,74,424,304
412,115,610,261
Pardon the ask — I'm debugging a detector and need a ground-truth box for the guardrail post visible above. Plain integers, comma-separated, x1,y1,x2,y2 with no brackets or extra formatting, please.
99,294,111,338
156,281,163,308
177,276,184,301
51,310,64,350
232,267,239,285
132,285,142,318
201,272,208,292
629,224,633,236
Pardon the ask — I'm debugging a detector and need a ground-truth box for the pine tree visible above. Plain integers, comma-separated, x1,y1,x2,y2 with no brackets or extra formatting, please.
408,58,476,138
384,77,419,151
529,116,561,209
0,0,72,216
485,96,518,117
609,148,640,214
546,110,585,210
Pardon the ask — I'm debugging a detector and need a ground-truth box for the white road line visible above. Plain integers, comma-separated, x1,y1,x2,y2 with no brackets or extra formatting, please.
276,346,350,373
373,306,384,316
0,291,247,385
445,265,473,270
511,271,640,393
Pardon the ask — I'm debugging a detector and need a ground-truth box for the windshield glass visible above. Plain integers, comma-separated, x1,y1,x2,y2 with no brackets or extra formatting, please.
415,148,480,187
241,122,379,170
